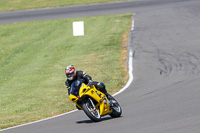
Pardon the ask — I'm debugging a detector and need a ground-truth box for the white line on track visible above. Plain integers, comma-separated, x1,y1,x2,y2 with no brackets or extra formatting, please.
0,109,78,132
0,16,135,132
112,51,134,96
113,16,134,96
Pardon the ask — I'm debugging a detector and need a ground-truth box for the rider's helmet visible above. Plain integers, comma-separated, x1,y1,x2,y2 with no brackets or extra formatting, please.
65,65,77,81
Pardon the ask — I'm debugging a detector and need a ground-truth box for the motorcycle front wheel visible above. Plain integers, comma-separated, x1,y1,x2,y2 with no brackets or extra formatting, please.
82,98,101,122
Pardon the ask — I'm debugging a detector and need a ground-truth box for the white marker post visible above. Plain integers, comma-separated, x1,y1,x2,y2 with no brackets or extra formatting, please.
73,21,84,36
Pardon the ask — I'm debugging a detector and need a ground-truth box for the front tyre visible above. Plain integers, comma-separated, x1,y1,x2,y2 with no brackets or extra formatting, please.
82,98,101,122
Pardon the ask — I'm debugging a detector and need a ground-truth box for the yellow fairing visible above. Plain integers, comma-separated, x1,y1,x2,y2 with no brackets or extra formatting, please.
79,84,112,116
69,94,83,110
69,83,112,116
69,94,78,102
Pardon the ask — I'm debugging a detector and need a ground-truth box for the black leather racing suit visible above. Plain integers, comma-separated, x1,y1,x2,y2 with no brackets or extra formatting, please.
65,70,107,95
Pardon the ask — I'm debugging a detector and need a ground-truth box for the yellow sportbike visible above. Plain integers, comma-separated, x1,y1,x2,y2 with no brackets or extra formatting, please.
69,79,122,122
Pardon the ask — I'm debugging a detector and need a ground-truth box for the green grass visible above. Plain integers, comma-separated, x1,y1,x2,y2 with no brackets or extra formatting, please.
0,0,130,11
0,14,131,129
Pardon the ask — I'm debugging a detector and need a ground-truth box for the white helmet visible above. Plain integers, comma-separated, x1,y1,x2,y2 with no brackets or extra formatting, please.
65,65,77,80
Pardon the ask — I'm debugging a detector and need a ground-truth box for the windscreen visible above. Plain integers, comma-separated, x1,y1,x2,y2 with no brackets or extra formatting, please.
70,79,85,97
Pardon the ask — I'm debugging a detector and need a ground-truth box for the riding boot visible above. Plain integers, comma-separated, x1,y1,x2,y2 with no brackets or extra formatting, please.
76,105,81,110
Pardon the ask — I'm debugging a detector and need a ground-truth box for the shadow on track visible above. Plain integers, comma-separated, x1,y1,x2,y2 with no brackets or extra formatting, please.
76,116,113,124
76,116,123,124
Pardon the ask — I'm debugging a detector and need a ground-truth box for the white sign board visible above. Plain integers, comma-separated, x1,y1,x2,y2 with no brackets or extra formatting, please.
73,21,84,36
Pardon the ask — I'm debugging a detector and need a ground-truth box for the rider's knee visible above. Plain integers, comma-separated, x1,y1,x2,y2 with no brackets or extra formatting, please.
97,82,107,94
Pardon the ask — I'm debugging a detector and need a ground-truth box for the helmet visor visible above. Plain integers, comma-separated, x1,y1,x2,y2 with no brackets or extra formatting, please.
66,73,74,78
66,72,75,80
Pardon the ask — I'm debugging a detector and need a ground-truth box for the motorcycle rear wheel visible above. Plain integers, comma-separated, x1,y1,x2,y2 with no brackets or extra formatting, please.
82,98,101,122
108,94,122,118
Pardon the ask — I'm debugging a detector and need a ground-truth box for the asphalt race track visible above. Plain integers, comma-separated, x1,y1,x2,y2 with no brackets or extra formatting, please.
1,0,200,132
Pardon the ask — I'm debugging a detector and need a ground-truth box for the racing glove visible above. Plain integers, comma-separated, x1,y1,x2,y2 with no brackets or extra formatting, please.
87,80,93,86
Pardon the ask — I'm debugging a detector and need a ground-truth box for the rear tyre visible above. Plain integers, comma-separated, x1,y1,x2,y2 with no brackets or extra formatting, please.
82,98,101,122
107,94,122,118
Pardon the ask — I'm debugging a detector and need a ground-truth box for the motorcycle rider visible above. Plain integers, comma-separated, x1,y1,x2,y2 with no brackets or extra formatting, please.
65,65,109,97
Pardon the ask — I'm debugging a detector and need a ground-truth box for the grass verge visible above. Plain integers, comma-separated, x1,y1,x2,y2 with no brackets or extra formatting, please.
0,0,129,11
0,14,132,129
